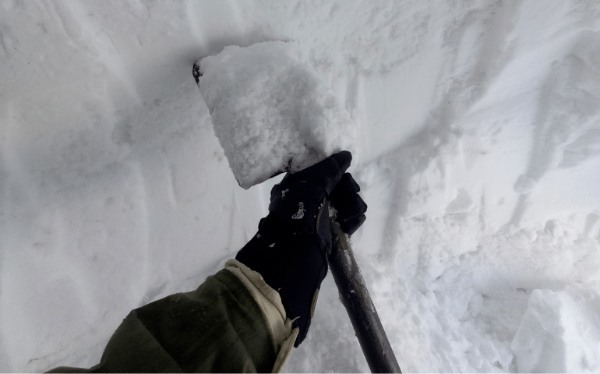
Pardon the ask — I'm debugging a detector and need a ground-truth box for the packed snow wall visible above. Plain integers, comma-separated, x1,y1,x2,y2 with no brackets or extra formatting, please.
1,1,599,372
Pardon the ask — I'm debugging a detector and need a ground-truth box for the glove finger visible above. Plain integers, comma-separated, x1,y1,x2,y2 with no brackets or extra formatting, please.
330,174,356,210
329,173,366,235
330,173,361,207
333,193,367,221
330,173,367,217
339,214,366,236
337,173,361,194
293,151,352,195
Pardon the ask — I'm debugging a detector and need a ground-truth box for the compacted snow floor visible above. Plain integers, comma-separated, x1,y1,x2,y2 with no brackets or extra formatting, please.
2,1,600,372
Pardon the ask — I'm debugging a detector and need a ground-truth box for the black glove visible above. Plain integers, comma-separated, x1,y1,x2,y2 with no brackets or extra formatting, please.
236,151,368,346
330,172,367,236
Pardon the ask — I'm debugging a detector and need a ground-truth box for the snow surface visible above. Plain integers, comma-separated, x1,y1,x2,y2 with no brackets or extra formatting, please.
1,0,600,372
198,41,354,189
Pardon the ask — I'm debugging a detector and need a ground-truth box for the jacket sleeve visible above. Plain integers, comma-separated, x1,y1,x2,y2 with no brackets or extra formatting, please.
49,260,298,373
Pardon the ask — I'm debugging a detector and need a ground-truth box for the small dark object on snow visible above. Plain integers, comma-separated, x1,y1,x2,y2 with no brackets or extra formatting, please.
192,62,202,84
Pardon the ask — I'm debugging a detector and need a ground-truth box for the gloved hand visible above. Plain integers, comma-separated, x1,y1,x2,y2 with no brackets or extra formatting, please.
330,172,368,236
235,150,367,346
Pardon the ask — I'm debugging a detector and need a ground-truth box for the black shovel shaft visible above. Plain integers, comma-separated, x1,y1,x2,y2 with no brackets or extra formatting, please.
328,222,402,373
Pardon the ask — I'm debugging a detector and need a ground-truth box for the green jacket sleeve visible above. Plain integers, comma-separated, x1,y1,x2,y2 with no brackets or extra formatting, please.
49,260,298,373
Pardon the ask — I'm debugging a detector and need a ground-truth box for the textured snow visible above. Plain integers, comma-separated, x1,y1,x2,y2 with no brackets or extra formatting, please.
198,41,354,189
511,288,600,372
1,0,600,372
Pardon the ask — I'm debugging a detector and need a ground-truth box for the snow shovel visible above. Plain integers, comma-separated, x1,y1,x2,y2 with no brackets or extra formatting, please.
193,41,401,373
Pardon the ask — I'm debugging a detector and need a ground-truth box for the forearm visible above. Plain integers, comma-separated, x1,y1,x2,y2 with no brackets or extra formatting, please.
50,262,297,373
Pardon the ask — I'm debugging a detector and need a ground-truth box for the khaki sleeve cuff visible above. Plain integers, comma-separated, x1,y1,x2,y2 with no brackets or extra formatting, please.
225,259,299,372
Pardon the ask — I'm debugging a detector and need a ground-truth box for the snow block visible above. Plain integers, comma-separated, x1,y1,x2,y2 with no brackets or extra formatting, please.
510,289,600,372
197,41,355,189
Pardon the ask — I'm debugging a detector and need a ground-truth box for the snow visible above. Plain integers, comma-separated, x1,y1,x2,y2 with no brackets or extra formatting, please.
511,288,600,372
1,0,599,372
198,41,354,189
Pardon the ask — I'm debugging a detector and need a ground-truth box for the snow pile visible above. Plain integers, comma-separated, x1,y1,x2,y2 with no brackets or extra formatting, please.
511,288,600,372
198,41,354,189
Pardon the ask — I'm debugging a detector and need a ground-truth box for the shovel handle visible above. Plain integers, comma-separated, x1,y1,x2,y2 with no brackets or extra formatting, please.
328,221,402,373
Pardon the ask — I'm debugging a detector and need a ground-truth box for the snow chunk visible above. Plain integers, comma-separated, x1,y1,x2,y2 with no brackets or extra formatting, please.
511,289,600,372
198,41,355,189
291,202,305,220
